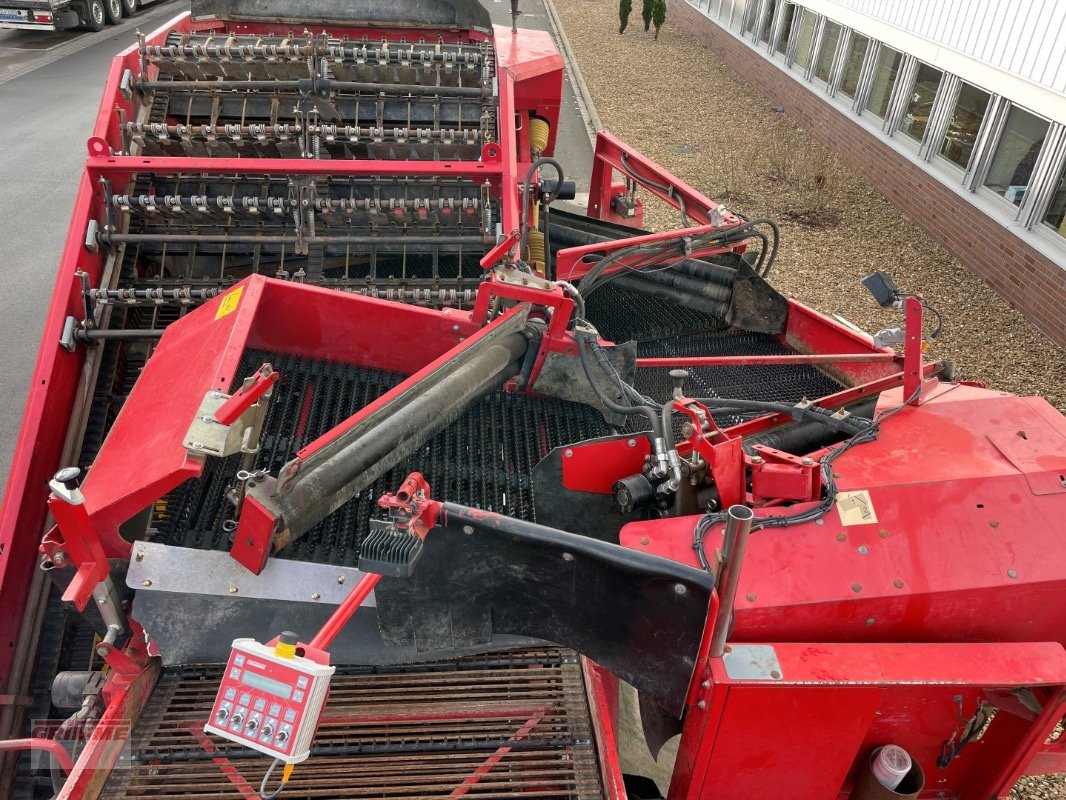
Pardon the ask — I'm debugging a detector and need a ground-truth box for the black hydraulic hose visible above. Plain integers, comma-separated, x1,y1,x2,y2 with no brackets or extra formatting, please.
609,274,729,318
576,331,664,440
626,266,733,303
742,397,878,455
666,257,739,285
694,397,873,436
520,157,565,269
547,225,737,287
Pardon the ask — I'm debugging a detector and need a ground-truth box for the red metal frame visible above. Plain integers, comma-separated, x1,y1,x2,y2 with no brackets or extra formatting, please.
5,6,1066,800
670,641,1066,800
586,131,743,229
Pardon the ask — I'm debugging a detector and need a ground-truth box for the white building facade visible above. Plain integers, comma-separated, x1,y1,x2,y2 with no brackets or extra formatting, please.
681,0,1066,339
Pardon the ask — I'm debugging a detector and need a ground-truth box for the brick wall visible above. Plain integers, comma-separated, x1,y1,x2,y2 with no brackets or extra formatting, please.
674,0,1066,349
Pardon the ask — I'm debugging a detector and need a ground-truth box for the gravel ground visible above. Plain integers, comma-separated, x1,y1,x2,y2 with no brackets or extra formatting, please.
554,0,1066,414
551,2,1066,798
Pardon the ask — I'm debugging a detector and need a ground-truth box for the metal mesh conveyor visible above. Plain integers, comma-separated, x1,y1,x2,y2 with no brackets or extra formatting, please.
150,351,612,566
99,648,606,800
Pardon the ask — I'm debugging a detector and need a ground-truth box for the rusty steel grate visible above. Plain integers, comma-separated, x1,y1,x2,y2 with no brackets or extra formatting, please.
100,648,606,800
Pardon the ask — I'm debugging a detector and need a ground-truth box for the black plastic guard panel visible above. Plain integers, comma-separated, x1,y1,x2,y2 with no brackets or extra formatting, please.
375,503,716,717
193,0,493,30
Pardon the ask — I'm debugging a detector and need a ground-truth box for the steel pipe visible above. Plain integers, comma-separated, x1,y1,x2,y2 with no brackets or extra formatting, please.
75,328,165,342
270,330,529,544
138,79,490,99
709,505,755,659
99,233,493,247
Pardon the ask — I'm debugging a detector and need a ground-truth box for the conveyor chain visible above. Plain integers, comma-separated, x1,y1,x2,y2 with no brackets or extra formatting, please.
125,32,497,160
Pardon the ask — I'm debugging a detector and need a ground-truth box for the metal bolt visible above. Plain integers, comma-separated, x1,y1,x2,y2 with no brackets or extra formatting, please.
801,458,814,466
97,645,111,657
866,618,875,626
770,670,781,680
53,551,67,565
701,680,710,689
857,545,869,555
564,449,573,458
836,533,847,542
851,583,862,593
141,579,152,587
893,579,905,589
1007,569,1017,579
723,645,732,654
452,324,460,333
745,592,756,602
627,439,636,448
989,519,1000,528
878,529,888,538
814,519,824,526
750,456,763,464
562,552,574,562
674,583,687,595
212,392,224,399
462,525,474,535
311,592,321,600
135,550,145,562
337,575,345,584
696,699,707,709
639,536,649,545
228,586,238,594
192,441,204,449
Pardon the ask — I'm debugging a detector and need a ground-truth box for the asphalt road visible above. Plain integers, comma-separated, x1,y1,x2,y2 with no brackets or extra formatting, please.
0,0,185,494
0,0,595,496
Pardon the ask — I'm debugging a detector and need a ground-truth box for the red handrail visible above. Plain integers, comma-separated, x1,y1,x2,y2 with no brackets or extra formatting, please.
0,737,74,774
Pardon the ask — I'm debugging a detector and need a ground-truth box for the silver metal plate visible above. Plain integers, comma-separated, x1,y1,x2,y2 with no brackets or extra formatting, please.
722,644,783,681
126,541,373,606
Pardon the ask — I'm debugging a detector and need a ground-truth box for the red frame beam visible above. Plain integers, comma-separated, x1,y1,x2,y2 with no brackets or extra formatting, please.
587,131,742,228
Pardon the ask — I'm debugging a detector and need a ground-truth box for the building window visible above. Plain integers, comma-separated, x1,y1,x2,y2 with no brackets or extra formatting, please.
940,83,991,169
758,0,778,43
899,63,942,142
1041,162,1066,237
773,1,795,55
982,106,1049,206
742,0,760,34
838,33,868,99
792,9,818,70
865,46,903,119
814,21,841,83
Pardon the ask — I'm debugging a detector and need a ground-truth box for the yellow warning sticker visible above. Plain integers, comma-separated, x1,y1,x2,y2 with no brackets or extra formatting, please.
215,286,243,320
836,490,877,526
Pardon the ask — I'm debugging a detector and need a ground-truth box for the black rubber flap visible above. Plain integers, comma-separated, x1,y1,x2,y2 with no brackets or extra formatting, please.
725,260,789,335
192,0,492,30
375,502,715,716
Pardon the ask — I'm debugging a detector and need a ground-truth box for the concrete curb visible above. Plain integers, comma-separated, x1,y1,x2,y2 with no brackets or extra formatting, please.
541,0,603,143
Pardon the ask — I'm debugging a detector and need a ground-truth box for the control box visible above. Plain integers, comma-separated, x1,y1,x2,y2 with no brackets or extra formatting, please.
204,638,334,763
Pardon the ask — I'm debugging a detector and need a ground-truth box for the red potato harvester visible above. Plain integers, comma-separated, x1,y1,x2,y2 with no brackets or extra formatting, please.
1,1,1065,799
